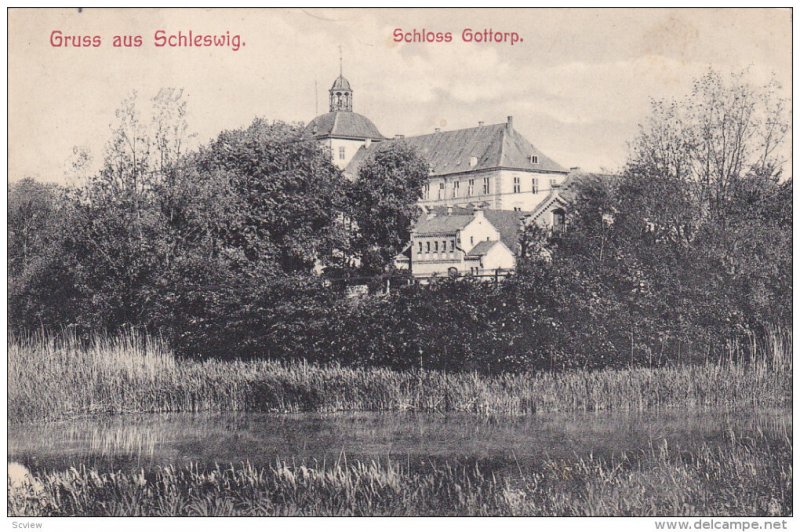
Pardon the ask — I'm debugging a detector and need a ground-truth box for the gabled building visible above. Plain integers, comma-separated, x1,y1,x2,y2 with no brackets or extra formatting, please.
402,207,516,278
306,68,575,278
346,116,570,212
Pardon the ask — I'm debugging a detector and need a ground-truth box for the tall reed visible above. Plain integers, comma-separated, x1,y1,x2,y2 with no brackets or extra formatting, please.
8,425,791,516
8,328,791,424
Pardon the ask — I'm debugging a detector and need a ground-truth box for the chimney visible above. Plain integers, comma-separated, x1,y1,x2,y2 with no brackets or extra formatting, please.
435,128,441,133
364,138,372,148
478,121,484,127
506,116,513,130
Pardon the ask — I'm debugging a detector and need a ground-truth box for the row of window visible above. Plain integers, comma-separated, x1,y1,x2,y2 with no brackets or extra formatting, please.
424,176,559,200
515,176,557,193
424,177,491,200
418,239,456,254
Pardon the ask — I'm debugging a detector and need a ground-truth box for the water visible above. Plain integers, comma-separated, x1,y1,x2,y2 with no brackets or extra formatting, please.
9,409,791,475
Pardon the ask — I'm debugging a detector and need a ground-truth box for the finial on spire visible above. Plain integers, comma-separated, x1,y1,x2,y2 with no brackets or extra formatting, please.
329,49,353,112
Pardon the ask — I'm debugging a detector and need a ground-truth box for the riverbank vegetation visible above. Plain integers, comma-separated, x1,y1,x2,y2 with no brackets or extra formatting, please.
9,328,791,424
8,424,791,516
8,71,792,375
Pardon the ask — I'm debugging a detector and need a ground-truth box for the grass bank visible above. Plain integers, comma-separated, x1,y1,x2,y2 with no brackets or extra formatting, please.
9,329,791,424
8,426,791,516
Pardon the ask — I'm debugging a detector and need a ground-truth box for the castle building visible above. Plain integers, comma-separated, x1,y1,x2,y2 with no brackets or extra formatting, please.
398,206,521,278
306,69,573,277
305,73,386,170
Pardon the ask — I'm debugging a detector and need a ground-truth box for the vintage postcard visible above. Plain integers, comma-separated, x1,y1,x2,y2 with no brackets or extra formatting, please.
6,6,793,528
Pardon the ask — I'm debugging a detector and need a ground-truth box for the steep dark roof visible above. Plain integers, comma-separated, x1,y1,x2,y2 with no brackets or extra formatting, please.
483,210,525,253
305,111,385,140
465,240,500,258
413,214,475,236
346,121,567,177
422,206,526,252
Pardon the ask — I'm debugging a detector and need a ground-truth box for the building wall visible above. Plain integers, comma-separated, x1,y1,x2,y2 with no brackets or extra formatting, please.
419,169,568,211
420,169,501,208
494,170,569,211
527,202,568,229
413,234,460,265
410,232,463,277
479,243,516,271
323,138,371,171
458,212,500,250
410,212,503,277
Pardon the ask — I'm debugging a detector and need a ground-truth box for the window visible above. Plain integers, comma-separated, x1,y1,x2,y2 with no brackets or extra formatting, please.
418,242,423,254
513,176,520,193
550,178,558,188
531,178,538,193
530,155,539,164
438,182,445,200
513,207,521,212
434,241,439,252
426,241,431,253
468,179,474,197
339,146,346,160
483,177,490,195
442,240,447,253
452,181,459,198
470,236,474,245
552,209,566,232
450,240,455,252
424,183,430,199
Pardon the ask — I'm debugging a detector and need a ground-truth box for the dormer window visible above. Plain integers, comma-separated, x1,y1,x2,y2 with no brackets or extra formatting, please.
469,156,478,167
530,155,539,164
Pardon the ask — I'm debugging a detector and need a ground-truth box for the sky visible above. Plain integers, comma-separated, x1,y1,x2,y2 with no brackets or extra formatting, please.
8,8,792,184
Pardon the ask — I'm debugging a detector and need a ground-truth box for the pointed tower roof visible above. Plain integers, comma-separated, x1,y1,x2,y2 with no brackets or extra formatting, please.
306,56,385,141
331,75,352,91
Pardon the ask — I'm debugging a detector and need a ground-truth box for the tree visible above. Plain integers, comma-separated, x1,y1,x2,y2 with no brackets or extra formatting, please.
8,179,84,329
520,70,793,366
349,141,429,274
628,70,789,230
8,179,64,277
192,119,350,273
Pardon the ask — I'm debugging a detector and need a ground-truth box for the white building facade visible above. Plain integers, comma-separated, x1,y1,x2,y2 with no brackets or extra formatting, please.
307,71,574,278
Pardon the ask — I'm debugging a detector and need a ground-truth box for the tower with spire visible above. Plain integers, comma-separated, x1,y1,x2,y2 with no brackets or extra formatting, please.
306,48,386,171
329,46,353,112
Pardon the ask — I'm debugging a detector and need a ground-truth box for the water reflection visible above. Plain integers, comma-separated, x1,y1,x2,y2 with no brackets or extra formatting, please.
9,409,791,475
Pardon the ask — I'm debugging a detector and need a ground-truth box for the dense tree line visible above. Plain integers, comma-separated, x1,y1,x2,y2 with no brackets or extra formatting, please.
8,71,791,372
